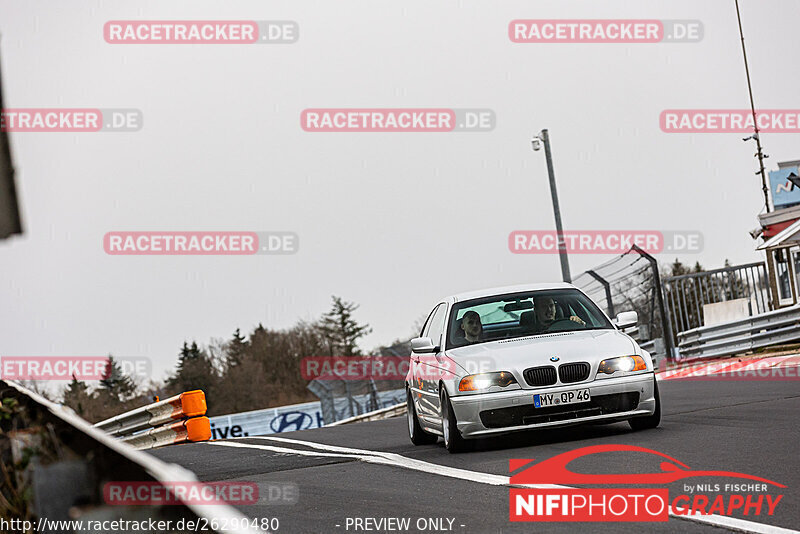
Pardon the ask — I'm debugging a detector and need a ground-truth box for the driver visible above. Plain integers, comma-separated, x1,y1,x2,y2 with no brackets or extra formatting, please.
460,311,483,344
533,296,586,333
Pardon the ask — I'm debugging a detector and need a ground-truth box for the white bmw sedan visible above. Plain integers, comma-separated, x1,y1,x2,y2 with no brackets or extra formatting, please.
406,283,661,453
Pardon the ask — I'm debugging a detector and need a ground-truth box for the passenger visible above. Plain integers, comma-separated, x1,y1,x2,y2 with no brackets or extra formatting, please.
460,311,483,344
533,296,585,333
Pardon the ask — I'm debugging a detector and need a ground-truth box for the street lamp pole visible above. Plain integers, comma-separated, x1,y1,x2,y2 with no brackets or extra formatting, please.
735,0,770,212
534,129,572,283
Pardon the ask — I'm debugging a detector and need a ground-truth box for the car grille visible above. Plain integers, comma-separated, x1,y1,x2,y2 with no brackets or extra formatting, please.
479,392,640,429
523,366,557,387
558,362,590,383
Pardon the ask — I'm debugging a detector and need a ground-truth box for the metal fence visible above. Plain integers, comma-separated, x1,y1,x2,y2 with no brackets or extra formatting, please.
307,375,392,425
678,304,800,360
573,245,674,361
663,262,770,335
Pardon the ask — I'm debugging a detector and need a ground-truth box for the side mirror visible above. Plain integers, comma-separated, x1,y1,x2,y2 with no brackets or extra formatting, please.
411,337,438,354
614,311,638,330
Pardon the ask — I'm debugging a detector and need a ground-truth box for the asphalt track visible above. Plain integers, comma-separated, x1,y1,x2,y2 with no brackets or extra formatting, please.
151,378,800,533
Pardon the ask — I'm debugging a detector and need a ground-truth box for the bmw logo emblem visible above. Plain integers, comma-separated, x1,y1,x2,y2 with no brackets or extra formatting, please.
550,356,560,362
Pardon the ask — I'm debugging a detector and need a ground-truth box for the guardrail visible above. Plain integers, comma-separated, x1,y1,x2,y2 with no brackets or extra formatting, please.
326,401,405,426
638,338,667,370
677,304,800,360
1,379,260,533
121,416,212,449
94,389,211,449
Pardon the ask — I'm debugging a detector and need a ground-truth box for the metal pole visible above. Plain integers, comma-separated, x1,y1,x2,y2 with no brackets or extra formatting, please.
667,280,680,338
744,266,757,314
586,270,614,317
540,129,572,283
632,245,675,361
0,44,24,239
693,278,703,325
735,0,769,212
679,279,689,331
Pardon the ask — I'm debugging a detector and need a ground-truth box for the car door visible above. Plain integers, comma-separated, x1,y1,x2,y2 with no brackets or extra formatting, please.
409,304,437,419
415,303,448,423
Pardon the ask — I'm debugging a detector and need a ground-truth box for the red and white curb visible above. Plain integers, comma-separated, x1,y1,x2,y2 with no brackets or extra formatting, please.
657,354,800,381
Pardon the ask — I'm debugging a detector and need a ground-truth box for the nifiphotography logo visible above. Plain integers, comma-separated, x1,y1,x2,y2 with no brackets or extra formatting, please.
509,445,784,523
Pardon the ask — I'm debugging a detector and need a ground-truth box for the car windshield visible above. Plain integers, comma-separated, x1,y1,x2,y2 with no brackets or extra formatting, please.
446,288,614,349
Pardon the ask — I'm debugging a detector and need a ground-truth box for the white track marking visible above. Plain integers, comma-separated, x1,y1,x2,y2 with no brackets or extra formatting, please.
210,439,558,488
211,436,798,534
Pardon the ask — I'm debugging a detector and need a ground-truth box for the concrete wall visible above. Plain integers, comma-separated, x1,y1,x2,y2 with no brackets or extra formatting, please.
702,298,751,326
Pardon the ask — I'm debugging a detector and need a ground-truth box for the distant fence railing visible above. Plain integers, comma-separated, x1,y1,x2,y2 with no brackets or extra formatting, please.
94,390,211,449
665,261,770,335
574,245,675,361
677,304,800,360
326,402,406,426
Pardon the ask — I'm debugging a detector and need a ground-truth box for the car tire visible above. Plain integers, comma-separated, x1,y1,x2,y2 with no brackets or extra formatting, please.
629,377,661,431
407,389,437,445
440,388,470,453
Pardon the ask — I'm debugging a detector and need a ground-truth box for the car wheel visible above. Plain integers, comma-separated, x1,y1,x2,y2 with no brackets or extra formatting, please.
629,377,661,431
407,389,437,445
440,388,470,453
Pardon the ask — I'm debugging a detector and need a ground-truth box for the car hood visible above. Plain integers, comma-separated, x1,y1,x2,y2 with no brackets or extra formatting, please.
445,329,638,381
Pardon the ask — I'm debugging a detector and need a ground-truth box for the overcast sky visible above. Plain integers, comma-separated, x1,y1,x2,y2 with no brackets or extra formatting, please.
1,0,799,385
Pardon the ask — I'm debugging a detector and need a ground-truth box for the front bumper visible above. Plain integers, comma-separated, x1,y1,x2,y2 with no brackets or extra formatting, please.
448,372,656,438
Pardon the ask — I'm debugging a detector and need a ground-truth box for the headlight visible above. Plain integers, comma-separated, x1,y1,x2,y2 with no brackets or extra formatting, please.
458,371,517,392
598,355,647,374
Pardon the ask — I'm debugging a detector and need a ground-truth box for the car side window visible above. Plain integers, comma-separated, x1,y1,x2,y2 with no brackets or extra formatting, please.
426,304,447,350
420,306,437,337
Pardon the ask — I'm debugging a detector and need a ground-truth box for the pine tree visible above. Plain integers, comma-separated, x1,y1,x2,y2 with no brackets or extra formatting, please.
169,341,215,394
62,375,92,416
316,296,372,356
174,341,197,373
98,356,136,401
227,328,248,368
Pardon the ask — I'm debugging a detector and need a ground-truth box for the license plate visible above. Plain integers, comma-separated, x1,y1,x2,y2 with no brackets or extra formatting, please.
534,389,590,408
